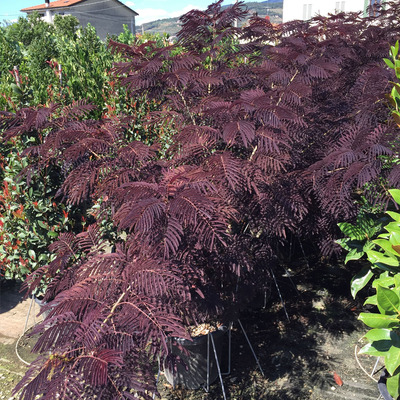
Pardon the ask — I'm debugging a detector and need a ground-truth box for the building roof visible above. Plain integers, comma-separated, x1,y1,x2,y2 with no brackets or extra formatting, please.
21,0,84,11
21,0,138,15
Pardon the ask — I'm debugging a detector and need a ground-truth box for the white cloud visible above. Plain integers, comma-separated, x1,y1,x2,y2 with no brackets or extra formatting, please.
135,8,170,24
171,5,200,18
135,5,201,25
121,0,203,25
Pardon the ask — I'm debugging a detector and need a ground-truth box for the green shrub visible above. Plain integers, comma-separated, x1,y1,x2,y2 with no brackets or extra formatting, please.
0,135,68,287
342,190,400,399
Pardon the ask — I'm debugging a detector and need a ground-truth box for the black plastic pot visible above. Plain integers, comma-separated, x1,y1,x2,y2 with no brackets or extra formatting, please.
33,295,51,319
378,369,395,400
164,326,227,389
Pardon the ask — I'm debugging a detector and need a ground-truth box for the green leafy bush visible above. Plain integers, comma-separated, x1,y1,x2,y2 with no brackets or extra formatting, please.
384,41,400,129
0,13,112,112
0,134,69,286
351,189,400,398
54,24,113,114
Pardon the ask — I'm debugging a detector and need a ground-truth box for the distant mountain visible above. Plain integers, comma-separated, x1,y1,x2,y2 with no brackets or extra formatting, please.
139,1,283,37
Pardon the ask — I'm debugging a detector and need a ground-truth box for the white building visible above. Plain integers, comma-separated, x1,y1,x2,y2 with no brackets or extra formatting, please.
21,0,138,39
282,0,388,23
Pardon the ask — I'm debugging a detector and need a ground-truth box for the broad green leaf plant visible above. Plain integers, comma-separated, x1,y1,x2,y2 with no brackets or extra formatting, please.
337,211,388,297
339,189,400,398
384,40,400,128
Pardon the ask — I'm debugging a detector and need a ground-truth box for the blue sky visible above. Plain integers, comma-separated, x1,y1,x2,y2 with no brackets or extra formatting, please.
0,0,266,25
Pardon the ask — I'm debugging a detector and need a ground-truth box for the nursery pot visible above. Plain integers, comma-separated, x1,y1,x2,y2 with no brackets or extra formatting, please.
164,326,227,389
378,369,395,400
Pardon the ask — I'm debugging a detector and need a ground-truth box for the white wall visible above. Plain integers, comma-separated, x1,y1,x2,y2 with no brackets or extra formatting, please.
43,9,54,24
282,0,366,23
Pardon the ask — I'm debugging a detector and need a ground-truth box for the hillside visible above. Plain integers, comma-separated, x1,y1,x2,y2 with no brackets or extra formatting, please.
140,1,283,37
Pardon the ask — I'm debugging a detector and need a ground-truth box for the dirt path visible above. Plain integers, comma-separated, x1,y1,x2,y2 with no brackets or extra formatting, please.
309,331,382,400
0,282,41,345
0,281,38,399
0,263,385,399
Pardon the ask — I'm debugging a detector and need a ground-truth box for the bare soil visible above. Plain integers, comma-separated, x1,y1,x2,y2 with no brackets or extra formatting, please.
0,261,383,399
157,261,382,400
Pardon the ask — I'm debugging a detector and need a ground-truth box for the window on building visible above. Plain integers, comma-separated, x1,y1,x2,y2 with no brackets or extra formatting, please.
369,0,382,16
303,4,312,20
335,1,345,12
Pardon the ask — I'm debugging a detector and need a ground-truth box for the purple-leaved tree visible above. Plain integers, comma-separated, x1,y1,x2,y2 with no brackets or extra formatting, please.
1,1,400,398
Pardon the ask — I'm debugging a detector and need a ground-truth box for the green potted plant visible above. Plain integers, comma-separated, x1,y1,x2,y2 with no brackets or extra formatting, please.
339,189,400,399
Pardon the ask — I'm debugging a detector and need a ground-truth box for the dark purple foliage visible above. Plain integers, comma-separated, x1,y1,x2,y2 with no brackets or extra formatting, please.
2,1,400,398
